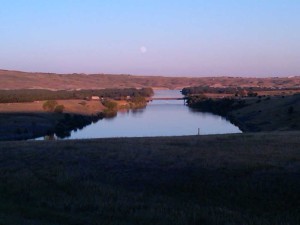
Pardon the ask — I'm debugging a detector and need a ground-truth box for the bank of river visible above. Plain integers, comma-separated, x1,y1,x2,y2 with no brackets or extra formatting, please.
186,93,300,132
0,99,105,141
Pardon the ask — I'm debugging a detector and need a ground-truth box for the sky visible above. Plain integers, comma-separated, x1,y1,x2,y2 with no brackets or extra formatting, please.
0,0,300,77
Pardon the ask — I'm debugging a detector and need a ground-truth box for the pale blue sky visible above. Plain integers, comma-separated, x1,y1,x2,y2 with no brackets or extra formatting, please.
0,0,299,76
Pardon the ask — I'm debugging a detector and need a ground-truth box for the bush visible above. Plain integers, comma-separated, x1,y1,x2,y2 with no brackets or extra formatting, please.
129,95,148,108
130,96,146,104
43,100,58,112
54,105,65,113
102,99,118,110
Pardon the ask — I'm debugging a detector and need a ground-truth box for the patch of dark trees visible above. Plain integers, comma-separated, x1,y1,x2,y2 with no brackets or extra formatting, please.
187,96,250,132
187,96,247,116
181,86,300,97
0,88,154,103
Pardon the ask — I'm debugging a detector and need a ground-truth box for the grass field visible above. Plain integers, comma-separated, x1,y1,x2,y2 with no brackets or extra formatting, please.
0,132,299,225
0,100,105,115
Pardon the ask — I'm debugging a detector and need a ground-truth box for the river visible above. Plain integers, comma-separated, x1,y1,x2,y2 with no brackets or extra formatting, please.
60,90,241,139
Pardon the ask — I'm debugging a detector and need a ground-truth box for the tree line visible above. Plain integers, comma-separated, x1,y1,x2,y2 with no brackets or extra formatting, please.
186,95,247,116
181,86,300,96
0,88,154,103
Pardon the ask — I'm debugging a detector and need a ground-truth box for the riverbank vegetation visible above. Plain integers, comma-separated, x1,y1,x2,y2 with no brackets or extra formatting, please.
186,95,247,116
0,133,299,225
0,87,153,103
186,93,300,132
182,86,300,98
43,100,65,113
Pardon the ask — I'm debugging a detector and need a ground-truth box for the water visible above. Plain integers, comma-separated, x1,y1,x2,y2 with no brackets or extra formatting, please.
64,90,241,139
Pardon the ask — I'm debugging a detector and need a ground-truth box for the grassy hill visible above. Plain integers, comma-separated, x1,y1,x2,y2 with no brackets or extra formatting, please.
187,94,300,132
229,94,300,131
1,69,300,90
0,133,299,225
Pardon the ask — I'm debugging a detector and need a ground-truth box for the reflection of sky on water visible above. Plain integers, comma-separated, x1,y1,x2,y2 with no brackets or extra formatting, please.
67,90,241,139
152,89,184,98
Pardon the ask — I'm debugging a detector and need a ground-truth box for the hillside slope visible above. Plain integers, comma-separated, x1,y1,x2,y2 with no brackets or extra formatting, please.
230,94,300,131
0,133,299,225
1,69,300,90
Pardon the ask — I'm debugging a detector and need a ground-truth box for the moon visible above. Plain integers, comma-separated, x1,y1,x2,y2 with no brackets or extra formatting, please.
140,46,147,54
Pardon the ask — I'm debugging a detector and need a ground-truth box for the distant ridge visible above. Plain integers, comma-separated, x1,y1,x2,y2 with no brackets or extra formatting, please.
0,69,300,90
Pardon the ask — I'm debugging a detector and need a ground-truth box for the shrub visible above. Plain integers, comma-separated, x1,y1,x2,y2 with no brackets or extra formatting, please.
130,96,146,104
102,99,117,110
43,100,58,112
54,105,65,113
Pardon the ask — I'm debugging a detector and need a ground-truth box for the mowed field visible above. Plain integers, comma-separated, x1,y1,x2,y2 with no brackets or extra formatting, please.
0,133,299,225
0,100,105,116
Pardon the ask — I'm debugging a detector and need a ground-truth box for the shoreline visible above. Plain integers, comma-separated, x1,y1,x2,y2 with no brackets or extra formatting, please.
0,99,106,141
0,97,149,141
0,112,105,141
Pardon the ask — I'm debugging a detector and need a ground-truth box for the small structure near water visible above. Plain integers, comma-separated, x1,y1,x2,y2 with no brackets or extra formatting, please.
91,96,100,101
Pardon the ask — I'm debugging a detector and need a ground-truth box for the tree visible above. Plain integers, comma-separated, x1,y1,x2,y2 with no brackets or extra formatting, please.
54,105,65,113
43,100,58,112
102,99,118,110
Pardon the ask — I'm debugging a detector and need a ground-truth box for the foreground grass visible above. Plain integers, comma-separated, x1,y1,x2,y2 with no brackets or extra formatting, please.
0,133,300,225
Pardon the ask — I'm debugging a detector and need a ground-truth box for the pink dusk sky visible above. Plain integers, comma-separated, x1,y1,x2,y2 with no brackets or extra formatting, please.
0,0,300,77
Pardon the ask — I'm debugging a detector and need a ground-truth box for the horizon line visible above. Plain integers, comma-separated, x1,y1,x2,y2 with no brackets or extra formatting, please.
0,68,299,79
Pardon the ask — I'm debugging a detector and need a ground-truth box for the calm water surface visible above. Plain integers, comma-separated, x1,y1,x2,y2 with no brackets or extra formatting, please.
66,90,241,139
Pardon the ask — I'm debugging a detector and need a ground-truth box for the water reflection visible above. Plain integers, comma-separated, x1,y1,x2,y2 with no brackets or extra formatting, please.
131,108,146,114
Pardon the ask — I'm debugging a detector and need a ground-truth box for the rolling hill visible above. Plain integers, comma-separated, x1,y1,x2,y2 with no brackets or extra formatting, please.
1,69,300,90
